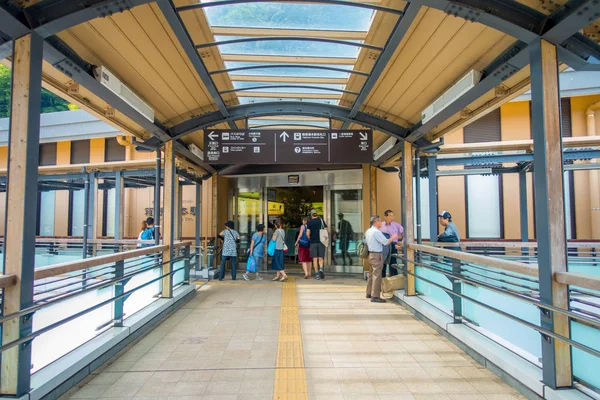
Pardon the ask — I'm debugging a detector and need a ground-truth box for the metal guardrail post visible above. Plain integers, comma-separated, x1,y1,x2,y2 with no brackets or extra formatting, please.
184,246,191,283
451,258,463,324
113,260,124,327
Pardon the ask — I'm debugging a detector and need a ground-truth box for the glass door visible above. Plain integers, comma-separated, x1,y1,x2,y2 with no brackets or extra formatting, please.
234,190,263,262
329,187,363,273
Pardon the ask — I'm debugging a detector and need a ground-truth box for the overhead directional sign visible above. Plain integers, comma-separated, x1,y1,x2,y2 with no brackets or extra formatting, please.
204,129,372,164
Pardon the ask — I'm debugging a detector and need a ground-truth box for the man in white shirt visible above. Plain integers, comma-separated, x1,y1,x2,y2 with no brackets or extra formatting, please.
365,215,398,303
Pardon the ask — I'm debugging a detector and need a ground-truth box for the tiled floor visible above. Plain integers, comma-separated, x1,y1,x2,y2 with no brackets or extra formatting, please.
61,276,525,400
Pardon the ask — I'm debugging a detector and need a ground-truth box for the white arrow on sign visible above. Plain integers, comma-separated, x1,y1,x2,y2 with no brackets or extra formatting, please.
280,131,289,142
359,131,368,141
208,131,218,141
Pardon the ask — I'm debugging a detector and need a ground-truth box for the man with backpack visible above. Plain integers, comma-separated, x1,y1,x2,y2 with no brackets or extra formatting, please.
364,216,398,303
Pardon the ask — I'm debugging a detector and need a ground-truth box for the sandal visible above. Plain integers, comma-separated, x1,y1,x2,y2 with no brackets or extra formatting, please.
279,276,287,282
272,276,280,281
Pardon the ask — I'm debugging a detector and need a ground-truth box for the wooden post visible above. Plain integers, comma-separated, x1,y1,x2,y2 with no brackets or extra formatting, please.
370,165,377,216
1,33,43,396
162,141,176,298
401,142,415,295
530,38,572,389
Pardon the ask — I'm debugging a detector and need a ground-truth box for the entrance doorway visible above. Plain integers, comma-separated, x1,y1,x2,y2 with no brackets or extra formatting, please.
231,170,365,274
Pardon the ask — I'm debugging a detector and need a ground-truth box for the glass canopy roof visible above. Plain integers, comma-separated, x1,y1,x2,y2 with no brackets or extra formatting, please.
183,0,401,129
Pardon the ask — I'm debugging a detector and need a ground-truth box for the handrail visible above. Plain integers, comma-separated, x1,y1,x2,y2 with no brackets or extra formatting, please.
34,245,169,280
555,272,600,292
430,241,600,249
411,243,600,292
409,244,539,277
0,274,16,289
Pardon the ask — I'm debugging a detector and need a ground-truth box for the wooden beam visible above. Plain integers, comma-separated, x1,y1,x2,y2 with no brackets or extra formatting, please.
229,75,348,85
221,53,357,65
530,38,571,389
211,26,368,40
402,142,415,296
1,33,43,396
555,271,600,292
162,141,176,298
0,275,17,289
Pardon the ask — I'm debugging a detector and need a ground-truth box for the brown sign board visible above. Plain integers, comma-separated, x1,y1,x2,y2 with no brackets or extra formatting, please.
204,129,372,164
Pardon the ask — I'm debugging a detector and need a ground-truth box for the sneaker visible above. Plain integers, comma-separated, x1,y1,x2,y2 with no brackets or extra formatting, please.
315,273,321,280
242,274,250,281
255,276,264,281
371,297,386,303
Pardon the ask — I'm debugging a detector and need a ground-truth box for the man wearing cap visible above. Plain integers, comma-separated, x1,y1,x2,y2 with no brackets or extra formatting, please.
437,211,461,251
218,220,240,281
365,215,398,303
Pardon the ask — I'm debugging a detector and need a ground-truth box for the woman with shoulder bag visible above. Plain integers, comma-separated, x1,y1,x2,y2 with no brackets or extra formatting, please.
295,216,313,279
218,221,240,281
271,220,288,282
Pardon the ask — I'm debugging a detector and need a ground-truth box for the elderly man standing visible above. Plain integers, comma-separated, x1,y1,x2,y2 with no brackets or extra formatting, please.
365,215,398,303
380,210,404,277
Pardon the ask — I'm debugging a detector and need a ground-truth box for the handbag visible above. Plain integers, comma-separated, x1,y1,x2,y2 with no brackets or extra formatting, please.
283,243,289,253
382,275,405,299
357,240,369,259
267,239,276,257
298,225,310,248
319,218,329,248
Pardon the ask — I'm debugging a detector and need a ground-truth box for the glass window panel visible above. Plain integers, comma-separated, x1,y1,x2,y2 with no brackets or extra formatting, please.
39,192,55,236
239,97,339,105
467,175,501,238
412,177,430,240
215,36,362,58
105,189,115,237
204,2,374,31
331,190,363,267
223,62,352,78
249,119,329,127
71,190,85,236
233,82,346,91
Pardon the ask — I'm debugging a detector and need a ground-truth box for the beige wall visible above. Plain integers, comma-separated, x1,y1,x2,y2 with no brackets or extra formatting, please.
374,95,600,241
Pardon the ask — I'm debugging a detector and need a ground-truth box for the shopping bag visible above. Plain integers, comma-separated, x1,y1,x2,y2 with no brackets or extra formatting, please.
267,239,276,257
247,255,257,273
283,243,289,253
319,218,329,247
381,275,405,299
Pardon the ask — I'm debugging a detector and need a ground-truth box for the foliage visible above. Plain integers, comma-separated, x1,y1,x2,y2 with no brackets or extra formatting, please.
0,65,75,118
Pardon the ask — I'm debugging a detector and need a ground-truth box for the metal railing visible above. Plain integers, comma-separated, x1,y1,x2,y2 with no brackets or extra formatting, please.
0,241,196,376
400,243,600,392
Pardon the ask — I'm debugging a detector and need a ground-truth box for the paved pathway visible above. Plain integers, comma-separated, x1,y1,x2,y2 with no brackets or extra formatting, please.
62,276,525,400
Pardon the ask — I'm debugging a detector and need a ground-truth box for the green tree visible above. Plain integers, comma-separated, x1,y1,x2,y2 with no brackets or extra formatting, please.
0,64,75,118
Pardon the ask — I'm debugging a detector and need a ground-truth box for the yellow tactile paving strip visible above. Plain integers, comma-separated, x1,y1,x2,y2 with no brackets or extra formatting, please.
273,277,308,400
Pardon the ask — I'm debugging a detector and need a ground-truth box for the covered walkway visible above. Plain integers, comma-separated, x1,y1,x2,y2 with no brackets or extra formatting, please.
62,277,523,400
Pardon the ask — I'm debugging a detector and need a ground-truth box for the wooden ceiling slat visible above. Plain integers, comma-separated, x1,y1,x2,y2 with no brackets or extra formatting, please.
373,12,467,114
211,26,368,40
113,10,204,115
60,23,177,121
402,30,510,123
134,5,213,109
364,8,447,109
388,22,488,122
221,54,357,65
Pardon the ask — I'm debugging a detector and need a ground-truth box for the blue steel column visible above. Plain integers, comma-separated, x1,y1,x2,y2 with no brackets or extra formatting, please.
85,172,96,257
415,150,422,244
1,32,43,396
428,156,438,242
519,169,529,254
154,150,161,246
113,171,124,326
530,38,572,389
82,173,91,259
195,182,201,271
114,171,123,241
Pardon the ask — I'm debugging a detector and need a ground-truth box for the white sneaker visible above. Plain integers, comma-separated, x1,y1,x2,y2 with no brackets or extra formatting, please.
242,274,250,281
255,276,264,281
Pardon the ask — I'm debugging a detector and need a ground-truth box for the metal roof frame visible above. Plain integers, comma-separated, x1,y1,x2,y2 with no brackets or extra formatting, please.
2,0,600,168
196,36,384,52
220,85,359,96
210,64,369,77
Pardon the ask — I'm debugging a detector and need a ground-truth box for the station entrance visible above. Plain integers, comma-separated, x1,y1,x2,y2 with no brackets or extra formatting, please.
230,169,365,274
